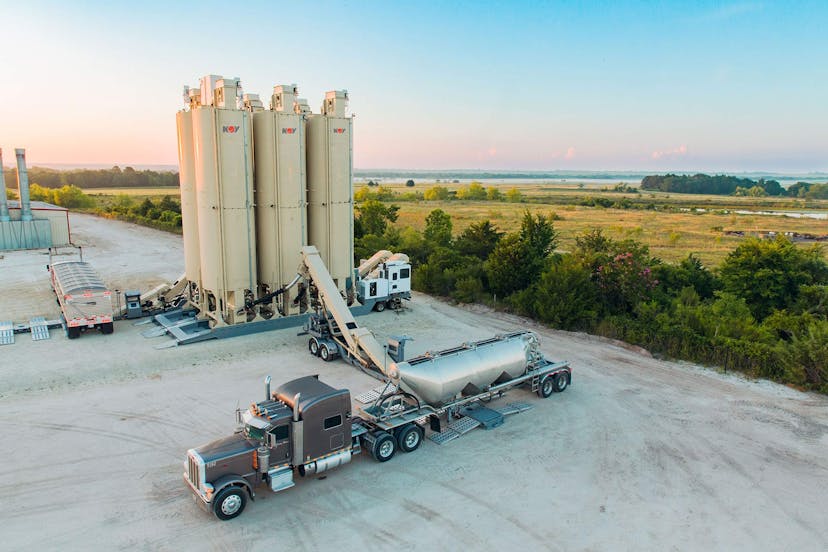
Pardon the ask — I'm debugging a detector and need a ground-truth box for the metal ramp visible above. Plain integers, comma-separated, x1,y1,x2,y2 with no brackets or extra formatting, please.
428,416,482,445
29,317,50,340
493,402,534,416
354,385,393,404
428,402,534,445
0,321,14,345
460,405,505,429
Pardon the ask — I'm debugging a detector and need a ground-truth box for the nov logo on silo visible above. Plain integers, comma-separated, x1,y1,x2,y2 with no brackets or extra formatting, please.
333,128,346,134
222,125,240,134
281,128,297,135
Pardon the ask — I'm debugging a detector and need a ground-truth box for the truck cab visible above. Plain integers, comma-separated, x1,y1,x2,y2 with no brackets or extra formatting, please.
184,375,354,520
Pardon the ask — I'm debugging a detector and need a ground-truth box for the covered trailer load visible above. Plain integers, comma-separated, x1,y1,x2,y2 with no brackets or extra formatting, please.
49,261,114,339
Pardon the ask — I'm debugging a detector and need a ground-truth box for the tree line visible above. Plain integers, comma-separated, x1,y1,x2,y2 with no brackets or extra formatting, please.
641,173,828,198
3,165,179,190
355,202,828,393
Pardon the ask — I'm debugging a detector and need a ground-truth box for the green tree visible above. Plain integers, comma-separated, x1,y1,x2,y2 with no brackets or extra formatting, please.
718,236,828,319
784,320,828,388
51,185,95,208
158,194,180,213
456,182,487,200
529,255,600,330
486,212,558,297
356,199,399,236
505,188,522,202
423,186,450,201
423,209,453,247
486,187,503,201
519,211,557,260
455,220,503,260
405,179,415,187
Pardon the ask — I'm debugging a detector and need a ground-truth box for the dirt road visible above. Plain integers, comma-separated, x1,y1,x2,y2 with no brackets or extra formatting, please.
1,215,827,550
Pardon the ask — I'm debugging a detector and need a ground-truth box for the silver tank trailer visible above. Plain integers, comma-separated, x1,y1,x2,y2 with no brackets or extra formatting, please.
395,332,544,406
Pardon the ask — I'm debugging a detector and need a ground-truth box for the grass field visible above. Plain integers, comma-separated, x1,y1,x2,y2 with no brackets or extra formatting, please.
82,181,828,266
87,187,179,196
359,181,827,265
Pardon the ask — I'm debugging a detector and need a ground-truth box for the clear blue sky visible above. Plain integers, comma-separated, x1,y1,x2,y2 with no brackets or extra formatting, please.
1,0,826,172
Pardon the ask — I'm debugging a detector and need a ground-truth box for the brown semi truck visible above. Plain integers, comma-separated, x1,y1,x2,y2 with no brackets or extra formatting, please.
184,331,571,520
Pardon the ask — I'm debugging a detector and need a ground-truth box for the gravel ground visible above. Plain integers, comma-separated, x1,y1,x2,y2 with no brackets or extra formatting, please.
1,215,827,551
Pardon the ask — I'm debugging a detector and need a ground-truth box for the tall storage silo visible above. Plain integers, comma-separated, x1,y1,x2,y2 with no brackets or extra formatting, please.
192,76,258,326
252,84,307,317
175,87,202,308
306,90,354,302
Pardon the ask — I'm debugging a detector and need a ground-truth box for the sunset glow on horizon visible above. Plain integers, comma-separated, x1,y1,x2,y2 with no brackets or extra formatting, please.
1,0,826,172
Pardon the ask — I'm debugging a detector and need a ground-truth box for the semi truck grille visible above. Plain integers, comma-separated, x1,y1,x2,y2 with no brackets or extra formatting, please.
188,454,202,491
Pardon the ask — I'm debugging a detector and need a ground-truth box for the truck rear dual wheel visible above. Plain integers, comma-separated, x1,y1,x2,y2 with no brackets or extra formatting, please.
371,431,396,462
396,424,423,453
100,322,114,335
212,486,247,521
67,327,80,340
539,376,555,398
320,344,333,361
554,372,569,392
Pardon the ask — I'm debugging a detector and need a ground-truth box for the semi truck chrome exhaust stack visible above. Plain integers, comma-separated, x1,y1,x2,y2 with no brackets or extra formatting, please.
14,148,33,221
0,149,9,221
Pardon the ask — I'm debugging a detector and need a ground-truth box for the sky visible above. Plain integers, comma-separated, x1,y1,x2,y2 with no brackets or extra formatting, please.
1,0,826,172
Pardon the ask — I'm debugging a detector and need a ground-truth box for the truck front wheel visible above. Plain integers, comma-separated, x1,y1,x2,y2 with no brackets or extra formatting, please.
213,486,247,521
309,337,320,356
372,432,396,462
374,301,386,312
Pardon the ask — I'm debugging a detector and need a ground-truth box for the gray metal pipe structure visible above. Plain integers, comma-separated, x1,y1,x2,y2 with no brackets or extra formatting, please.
15,148,32,221
0,148,10,221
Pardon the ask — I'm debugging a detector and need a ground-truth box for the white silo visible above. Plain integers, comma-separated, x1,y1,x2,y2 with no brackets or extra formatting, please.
306,90,354,302
192,76,258,326
176,87,202,307
252,84,307,317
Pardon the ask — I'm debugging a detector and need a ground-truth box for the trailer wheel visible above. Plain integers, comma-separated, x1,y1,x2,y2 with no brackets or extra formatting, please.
320,344,333,362
539,376,555,398
212,486,247,521
396,424,423,453
372,431,396,462
553,372,569,393
100,322,114,335
67,327,80,340
309,337,320,356
374,301,386,312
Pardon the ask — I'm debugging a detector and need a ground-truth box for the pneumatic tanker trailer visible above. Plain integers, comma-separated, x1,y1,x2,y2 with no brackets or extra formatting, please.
184,331,571,520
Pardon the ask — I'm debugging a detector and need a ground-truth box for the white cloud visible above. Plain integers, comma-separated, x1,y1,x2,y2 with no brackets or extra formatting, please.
652,144,687,160
564,146,576,160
